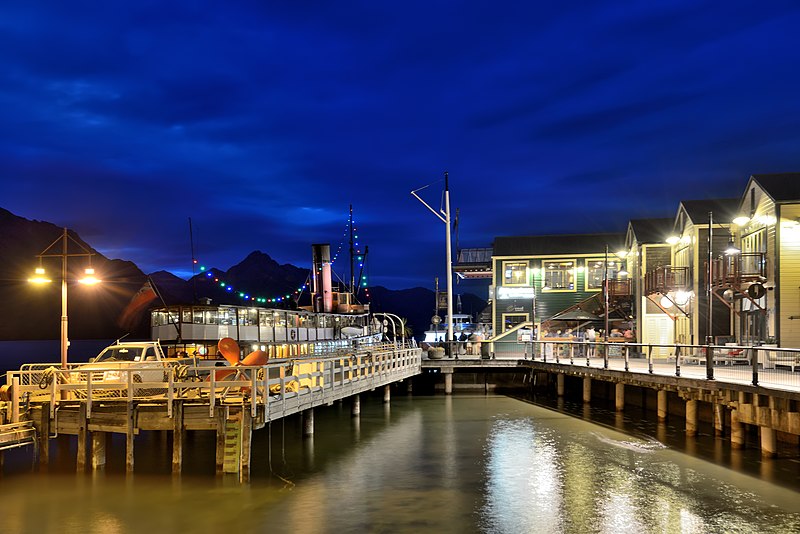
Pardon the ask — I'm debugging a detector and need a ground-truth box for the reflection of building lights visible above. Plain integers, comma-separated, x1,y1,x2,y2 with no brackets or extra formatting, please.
660,296,673,308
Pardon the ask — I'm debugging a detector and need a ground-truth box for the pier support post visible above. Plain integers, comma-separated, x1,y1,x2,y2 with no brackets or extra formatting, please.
215,407,226,474
91,432,106,470
615,383,625,412
582,377,591,404
303,408,315,437
240,406,252,482
731,409,745,449
713,403,724,437
686,399,698,437
443,368,454,395
383,384,391,403
172,400,184,475
39,403,50,467
406,379,413,394
76,403,88,473
126,404,135,473
760,427,777,458
352,395,361,417
657,390,668,421
556,374,565,397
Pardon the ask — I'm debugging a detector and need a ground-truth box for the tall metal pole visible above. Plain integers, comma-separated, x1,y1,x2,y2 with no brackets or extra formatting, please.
604,244,609,341
349,204,355,294
444,172,454,343
707,211,714,379
60,228,68,370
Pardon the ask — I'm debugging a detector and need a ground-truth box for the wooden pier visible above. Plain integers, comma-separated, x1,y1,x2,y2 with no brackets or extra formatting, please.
2,344,422,480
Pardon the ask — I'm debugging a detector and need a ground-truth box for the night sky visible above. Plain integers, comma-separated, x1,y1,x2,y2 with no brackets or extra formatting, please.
1,2,799,290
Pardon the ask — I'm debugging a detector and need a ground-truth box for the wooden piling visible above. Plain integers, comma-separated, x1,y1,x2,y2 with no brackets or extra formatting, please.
126,403,135,473
77,403,87,473
240,406,252,482
91,432,106,470
172,400,183,475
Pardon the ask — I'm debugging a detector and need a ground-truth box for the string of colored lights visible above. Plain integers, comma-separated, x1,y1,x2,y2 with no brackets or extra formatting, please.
192,258,310,304
330,210,369,291
188,208,369,306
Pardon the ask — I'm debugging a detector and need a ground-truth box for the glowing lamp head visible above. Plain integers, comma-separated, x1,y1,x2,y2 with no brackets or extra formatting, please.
666,235,680,245
733,216,750,226
28,266,52,284
79,267,101,285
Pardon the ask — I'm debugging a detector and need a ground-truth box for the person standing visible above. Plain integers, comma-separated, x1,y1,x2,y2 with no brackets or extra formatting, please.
586,326,596,358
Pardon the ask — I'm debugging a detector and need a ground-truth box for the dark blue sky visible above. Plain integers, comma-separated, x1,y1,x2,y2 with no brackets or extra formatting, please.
1,1,799,290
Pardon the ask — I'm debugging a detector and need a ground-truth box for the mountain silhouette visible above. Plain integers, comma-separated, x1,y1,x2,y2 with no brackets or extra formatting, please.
0,207,486,341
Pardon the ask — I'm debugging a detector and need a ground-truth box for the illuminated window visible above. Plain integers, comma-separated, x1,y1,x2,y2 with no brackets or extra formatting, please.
542,260,575,291
503,261,529,286
585,258,626,290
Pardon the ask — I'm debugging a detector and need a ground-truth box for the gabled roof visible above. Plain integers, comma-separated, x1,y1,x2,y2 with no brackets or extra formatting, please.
493,232,626,257
628,218,673,245
679,198,740,225
750,174,800,203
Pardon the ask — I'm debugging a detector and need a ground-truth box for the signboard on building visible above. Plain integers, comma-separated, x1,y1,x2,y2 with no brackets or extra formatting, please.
497,286,535,300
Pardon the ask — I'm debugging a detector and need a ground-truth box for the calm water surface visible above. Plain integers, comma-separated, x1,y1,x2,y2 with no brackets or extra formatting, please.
2,394,800,533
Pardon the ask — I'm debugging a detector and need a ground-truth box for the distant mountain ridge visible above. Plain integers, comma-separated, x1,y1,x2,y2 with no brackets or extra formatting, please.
0,207,486,341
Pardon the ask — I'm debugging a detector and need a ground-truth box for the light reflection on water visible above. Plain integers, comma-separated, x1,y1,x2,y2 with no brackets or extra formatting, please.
1,395,799,533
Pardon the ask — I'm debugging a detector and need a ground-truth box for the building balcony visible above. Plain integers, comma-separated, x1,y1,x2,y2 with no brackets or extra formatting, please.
710,252,766,289
645,266,691,295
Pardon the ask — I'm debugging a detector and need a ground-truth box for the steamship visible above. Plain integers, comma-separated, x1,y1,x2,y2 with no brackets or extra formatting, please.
149,244,384,360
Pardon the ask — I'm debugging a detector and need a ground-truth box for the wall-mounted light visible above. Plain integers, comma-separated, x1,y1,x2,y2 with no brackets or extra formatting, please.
666,235,680,245
660,296,674,308
724,239,741,256
732,215,750,226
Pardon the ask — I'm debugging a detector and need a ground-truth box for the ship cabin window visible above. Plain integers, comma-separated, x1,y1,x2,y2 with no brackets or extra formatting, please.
274,312,286,329
503,261,529,286
218,308,237,326
192,309,205,324
240,308,258,326
181,309,192,323
258,310,274,327
585,258,626,290
542,260,575,291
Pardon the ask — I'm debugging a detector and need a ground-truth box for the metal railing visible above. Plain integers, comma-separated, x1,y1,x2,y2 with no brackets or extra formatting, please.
3,343,422,422
711,252,766,287
422,338,800,392
644,266,691,295
502,340,800,391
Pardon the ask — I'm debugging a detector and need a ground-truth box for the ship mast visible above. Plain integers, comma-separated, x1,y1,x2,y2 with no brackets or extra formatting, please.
349,204,355,296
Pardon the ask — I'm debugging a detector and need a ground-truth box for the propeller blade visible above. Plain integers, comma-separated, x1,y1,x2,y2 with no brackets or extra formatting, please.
241,350,268,367
218,337,240,365
212,368,237,381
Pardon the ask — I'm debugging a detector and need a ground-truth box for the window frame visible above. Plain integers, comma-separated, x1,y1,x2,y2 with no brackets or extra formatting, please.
541,259,576,292
502,260,530,287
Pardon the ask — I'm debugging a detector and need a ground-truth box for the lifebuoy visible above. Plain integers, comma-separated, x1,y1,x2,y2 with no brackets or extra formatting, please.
290,330,297,340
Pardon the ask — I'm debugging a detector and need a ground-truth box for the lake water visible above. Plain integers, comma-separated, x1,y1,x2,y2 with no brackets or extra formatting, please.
2,393,800,533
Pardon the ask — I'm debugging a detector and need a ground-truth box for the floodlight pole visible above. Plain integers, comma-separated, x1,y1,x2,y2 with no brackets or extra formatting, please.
412,172,454,345
34,227,96,369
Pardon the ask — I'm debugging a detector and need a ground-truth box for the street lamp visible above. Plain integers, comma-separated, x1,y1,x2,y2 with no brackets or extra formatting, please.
29,227,101,369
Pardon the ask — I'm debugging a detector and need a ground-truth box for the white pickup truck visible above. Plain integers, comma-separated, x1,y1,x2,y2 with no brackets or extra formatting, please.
70,341,173,396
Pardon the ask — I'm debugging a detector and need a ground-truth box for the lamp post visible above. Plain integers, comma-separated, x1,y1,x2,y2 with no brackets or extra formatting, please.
29,228,100,369
705,211,740,380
